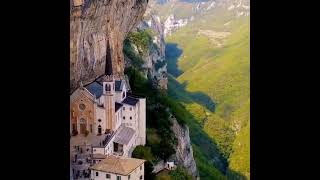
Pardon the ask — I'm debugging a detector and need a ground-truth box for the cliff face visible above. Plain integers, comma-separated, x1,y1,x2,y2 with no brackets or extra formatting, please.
70,0,148,92
125,12,168,89
164,15,188,37
139,14,168,89
171,116,198,178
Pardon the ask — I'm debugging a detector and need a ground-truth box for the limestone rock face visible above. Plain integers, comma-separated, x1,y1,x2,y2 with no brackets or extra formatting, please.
135,13,168,89
171,117,198,178
164,14,188,37
70,0,148,92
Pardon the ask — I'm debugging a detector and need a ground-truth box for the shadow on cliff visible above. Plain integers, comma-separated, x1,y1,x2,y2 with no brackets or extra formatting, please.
227,169,248,180
167,90,230,176
165,43,248,179
165,43,215,112
166,81,248,178
165,43,183,77
168,77,216,112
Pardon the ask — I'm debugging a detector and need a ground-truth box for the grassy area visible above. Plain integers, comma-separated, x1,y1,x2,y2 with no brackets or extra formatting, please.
166,13,250,180
155,167,193,180
227,122,250,179
125,7,250,178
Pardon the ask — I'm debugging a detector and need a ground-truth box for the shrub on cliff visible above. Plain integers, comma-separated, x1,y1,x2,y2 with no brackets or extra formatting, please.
132,146,156,180
132,145,155,163
169,166,193,180
126,30,152,54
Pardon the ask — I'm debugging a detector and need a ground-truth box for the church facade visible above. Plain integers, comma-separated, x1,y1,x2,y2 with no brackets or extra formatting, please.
70,74,146,158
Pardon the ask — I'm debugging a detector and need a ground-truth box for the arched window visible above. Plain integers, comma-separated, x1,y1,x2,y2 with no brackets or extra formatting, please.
97,125,102,135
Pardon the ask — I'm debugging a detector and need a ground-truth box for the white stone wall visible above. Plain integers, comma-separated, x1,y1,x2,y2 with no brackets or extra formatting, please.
115,91,122,103
115,83,127,103
123,133,137,157
114,110,122,130
95,106,106,135
105,142,113,155
91,170,127,180
92,147,104,155
121,104,137,129
91,164,144,180
137,98,146,145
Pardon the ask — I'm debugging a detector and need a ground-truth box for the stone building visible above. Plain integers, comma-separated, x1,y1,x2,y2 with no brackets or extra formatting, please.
70,74,146,158
89,155,145,180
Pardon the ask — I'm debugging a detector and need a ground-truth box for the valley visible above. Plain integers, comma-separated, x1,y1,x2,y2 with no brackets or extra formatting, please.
158,0,250,179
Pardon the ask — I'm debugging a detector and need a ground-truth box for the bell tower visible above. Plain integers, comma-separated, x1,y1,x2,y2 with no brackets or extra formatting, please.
103,76,115,132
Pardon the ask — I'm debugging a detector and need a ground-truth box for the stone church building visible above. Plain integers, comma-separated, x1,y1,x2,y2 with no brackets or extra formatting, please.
70,74,146,157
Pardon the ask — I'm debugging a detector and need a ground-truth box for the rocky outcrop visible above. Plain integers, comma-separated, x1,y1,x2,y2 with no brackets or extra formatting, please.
70,0,148,92
127,12,168,89
164,15,188,36
171,116,198,178
142,14,167,89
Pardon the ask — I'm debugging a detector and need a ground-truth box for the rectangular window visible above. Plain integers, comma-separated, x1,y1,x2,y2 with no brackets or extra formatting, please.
123,116,125,120
128,175,130,179
130,107,132,111
96,172,99,176
106,174,111,178
72,124,76,131
117,176,121,180
130,116,132,120
140,166,142,170
140,175,143,179
90,124,93,133
123,107,125,111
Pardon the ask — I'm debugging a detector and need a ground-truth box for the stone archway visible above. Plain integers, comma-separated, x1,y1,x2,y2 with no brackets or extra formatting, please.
79,118,87,134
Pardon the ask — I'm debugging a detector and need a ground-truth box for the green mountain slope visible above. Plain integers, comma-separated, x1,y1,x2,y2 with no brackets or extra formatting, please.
166,12,250,180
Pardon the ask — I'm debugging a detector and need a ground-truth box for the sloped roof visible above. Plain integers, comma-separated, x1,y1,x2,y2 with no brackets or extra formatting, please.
115,102,123,112
122,96,139,106
90,155,145,175
113,125,135,145
84,81,103,98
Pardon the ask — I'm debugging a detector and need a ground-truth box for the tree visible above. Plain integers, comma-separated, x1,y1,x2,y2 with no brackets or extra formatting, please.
132,146,156,180
157,139,175,161
132,145,155,162
169,166,192,180
145,161,156,180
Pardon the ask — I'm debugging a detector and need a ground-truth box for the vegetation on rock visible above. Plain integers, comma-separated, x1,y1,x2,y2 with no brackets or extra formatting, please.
126,30,153,54
126,67,177,163
155,166,193,180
